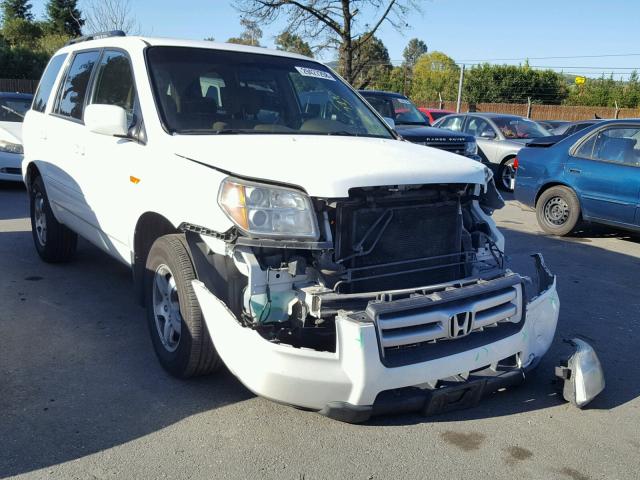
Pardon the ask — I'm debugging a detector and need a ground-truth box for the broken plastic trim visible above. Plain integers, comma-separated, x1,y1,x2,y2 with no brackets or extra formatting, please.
555,338,605,408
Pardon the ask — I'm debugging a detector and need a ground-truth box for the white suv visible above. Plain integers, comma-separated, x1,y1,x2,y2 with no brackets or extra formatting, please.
22,32,559,423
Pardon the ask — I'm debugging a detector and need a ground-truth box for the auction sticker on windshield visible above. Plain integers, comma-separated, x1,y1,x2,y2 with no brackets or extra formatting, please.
295,66,336,81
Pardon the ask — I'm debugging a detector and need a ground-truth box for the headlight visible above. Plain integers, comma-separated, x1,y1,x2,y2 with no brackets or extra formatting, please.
218,177,319,240
464,140,478,156
0,140,23,154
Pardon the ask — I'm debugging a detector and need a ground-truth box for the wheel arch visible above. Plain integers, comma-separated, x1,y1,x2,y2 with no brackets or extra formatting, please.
133,212,180,305
24,162,41,191
534,182,579,207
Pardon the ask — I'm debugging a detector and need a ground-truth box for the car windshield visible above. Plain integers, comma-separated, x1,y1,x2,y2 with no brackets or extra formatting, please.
0,97,31,122
492,117,550,139
146,47,392,138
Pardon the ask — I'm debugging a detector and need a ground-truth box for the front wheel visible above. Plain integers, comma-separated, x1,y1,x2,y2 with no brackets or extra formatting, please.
536,186,581,236
498,158,517,192
145,234,222,378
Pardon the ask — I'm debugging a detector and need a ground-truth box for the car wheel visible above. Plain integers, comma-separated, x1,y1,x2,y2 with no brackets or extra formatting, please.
536,186,581,236
29,175,78,262
145,234,222,378
498,158,517,192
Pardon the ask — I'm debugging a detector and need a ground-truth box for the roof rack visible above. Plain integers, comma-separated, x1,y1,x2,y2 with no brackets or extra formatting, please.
65,30,126,46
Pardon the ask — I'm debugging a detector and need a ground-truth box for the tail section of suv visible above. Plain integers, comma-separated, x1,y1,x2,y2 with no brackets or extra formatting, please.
22,34,559,422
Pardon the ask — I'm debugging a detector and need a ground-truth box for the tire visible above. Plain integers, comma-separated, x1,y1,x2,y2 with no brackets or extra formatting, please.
29,175,78,263
498,157,517,192
145,234,222,378
536,186,581,236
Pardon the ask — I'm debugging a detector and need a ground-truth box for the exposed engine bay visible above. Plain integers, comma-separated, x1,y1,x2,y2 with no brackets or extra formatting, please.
186,181,516,354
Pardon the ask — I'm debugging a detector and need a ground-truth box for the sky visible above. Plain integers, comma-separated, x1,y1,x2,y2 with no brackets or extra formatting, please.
29,0,640,78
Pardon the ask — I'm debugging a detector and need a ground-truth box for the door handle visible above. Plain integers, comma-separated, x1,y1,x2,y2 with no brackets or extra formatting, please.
568,168,581,174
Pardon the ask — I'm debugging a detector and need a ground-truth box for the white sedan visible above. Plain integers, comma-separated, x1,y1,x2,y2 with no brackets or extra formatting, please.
0,92,32,182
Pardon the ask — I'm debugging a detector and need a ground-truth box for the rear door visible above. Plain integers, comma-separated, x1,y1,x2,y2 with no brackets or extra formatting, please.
46,49,101,235
567,125,640,226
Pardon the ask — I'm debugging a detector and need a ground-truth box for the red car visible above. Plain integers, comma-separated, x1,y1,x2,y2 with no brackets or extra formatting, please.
418,108,455,124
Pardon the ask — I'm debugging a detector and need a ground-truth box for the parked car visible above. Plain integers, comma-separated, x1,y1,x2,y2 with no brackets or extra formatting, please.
418,107,455,124
0,92,33,182
514,119,640,236
551,119,602,137
23,32,559,422
358,90,480,161
538,120,569,132
434,113,551,191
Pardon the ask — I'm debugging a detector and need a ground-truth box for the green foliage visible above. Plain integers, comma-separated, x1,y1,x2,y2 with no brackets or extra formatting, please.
410,51,460,104
227,18,262,46
402,38,428,68
1,17,41,48
565,73,640,108
45,0,83,37
1,0,33,21
463,63,568,105
275,31,313,57
0,44,49,78
341,35,391,89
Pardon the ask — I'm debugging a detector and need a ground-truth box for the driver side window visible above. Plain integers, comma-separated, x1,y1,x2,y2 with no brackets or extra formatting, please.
465,118,493,138
439,116,463,132
90,50,137,126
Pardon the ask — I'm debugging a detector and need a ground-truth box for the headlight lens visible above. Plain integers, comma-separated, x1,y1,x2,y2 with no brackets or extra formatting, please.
0,140,23,154
464,140,478,156
218,178,319,239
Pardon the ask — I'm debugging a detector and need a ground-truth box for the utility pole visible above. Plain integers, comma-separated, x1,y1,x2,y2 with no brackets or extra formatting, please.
456,64,465,113
438,92,443,109
526,97,532,118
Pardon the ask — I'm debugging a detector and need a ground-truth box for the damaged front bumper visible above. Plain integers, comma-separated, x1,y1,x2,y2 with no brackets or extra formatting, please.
192,256,559,423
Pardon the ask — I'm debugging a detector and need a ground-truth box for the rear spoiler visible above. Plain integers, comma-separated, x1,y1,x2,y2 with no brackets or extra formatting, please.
526,135,565,148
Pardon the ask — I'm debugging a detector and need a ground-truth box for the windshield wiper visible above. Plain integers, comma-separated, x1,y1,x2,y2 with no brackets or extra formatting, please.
174,129,245,135
0,105,25,119
326,130,359,137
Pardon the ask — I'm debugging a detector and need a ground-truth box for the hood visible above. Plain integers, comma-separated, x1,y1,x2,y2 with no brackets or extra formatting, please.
396,124,473,142
173,135,486,198
0,122,23,143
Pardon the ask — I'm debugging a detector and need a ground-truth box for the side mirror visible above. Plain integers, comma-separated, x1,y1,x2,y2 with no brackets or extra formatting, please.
382,117,396,129
480,130,497,139
85,104,129,137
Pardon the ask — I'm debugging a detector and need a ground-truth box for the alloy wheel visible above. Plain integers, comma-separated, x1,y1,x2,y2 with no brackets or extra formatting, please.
152,264,182,352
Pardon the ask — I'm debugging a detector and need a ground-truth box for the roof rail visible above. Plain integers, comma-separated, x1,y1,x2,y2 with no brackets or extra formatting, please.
65,30,126,46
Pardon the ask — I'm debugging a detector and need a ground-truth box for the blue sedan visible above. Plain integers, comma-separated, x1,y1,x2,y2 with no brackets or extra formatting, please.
514,119,640,236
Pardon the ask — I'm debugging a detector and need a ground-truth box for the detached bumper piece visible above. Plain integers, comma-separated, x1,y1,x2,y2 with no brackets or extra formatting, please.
321,366,525,424
555,338,605,408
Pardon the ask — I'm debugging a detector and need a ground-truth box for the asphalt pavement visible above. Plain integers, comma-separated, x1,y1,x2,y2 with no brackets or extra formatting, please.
1,182,639,480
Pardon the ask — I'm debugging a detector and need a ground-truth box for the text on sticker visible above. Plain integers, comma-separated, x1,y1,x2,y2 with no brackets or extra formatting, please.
295,66,335,81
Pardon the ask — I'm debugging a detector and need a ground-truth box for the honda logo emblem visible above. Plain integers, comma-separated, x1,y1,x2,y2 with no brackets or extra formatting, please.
450,312,473,338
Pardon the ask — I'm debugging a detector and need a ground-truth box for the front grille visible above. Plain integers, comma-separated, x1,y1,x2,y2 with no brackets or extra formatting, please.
423,141,467,156
364,275,524,367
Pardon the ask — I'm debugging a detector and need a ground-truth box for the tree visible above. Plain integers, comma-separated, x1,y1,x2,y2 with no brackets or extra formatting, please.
410,51,459,104
234,0,421,85
463,63,568,104
1,17,42,48
275,31,312,57
1,0,33,21
84,0,139,34
227,18,262,46
348,34,391,89
45,0,84,37
402,37,427,68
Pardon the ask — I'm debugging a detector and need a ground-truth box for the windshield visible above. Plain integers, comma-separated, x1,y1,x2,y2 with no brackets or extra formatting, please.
363,93,428,126
492,117,550,139
146,47,392,138
0,97,31,123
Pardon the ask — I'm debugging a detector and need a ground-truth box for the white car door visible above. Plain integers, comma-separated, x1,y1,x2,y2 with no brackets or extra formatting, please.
44,49,102,238
81,49,147,263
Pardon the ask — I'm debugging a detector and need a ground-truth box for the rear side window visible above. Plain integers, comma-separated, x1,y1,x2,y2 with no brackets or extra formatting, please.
55,50,100,120
33,54,68,113
91,50,136,115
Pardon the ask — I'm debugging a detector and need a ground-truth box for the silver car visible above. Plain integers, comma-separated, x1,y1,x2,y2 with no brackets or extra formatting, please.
434,113,551,191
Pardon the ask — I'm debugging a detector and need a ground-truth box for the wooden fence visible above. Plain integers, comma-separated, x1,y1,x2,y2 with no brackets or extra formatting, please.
0,78,38,94
420,101,640,122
